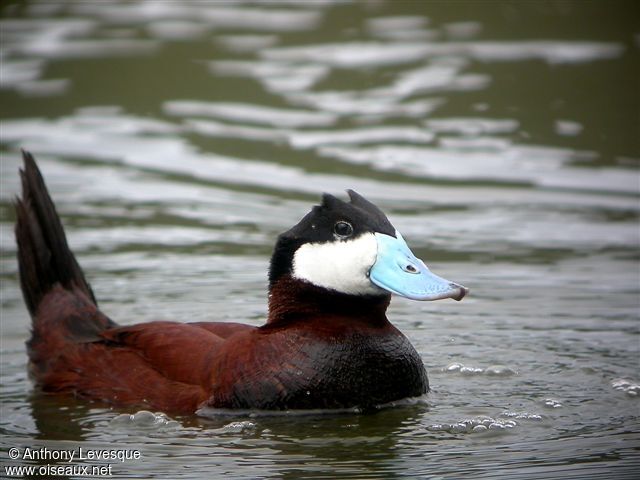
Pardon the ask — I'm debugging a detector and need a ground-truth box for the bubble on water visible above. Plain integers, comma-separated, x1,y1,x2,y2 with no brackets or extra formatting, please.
444,362,464,372
611,379,640,397
427,423,448,432
110,410,180,430
450,423,468,433
219,421,256,434
130,410,158,425
501,411,543,421
443,362,517,377
484,365,517,376
461,366,485,375
443,362,483,375
542,398,563,409
427,416,519,435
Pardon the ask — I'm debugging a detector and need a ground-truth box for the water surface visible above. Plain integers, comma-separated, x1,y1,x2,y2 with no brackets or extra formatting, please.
1,1,639,478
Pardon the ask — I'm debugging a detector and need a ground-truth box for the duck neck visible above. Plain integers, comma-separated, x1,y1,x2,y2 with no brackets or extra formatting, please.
267,275,391,327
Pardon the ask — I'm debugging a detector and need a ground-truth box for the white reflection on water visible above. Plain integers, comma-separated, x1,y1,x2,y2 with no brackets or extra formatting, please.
3,114,638,207
0,2,324,93
0,18,158,60
145,20,211,41
318,144,638,193
70,2,323,31
377,60,491,97
287,90,445,117
216,34,279,53
164,100,337,128
261,40,624,67
426,118,519,135
1,1,639,479
184,117,435,147
209,60,330,93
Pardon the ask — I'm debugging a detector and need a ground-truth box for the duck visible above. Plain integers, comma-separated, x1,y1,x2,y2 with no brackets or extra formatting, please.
15,150,468,414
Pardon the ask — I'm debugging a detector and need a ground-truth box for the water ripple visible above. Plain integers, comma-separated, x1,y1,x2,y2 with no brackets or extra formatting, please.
164,100,337,128
1,1,638,478
261,40,624,67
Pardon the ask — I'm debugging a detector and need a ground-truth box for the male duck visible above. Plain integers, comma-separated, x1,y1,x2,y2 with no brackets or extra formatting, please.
15,150,467,414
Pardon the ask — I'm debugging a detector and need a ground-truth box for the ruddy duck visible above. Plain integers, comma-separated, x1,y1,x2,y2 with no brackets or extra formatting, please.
15,150,467,414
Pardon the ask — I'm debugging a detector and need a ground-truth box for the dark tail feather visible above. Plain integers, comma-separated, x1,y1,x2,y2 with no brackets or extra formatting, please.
15,150,97,316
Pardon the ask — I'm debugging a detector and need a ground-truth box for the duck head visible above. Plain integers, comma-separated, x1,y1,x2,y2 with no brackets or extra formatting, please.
269,190,468,302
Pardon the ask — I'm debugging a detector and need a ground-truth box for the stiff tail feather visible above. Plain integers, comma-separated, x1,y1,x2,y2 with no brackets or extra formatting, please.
14,150,97,316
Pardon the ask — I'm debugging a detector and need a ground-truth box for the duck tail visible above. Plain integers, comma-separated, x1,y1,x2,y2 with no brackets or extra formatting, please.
14,150,98,317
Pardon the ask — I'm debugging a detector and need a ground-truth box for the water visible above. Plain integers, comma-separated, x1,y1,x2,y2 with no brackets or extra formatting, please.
1,1,639,478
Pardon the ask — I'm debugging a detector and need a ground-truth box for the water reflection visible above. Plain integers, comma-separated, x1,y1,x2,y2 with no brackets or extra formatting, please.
1,0,639,479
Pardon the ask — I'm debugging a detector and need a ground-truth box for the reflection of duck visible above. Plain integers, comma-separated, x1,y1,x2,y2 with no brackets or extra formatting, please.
15,150,467,414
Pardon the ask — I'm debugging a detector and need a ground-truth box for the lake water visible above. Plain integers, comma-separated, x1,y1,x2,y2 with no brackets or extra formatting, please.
1,1,639,478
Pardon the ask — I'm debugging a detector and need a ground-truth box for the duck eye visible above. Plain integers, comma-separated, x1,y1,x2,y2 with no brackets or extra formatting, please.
333,221,353,238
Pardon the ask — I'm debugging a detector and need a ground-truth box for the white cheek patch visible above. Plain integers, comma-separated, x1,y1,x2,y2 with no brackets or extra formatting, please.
292,233,383,296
